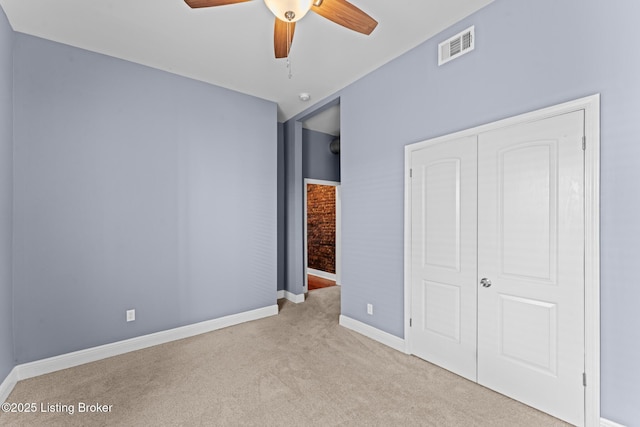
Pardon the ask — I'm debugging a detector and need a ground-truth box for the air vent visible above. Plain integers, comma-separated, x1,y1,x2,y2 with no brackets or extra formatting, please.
438,26,475,66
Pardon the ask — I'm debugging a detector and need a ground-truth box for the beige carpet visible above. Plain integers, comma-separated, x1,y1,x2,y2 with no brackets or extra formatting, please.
0,287,569,426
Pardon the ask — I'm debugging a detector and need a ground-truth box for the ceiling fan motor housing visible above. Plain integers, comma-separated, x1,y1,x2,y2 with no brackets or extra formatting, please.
264,0,313,22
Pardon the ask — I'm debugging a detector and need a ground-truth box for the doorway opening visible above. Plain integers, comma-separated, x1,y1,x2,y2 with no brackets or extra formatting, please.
304,180,341,292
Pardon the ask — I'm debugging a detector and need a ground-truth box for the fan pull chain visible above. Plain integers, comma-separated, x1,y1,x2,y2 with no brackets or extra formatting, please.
286,21,293,79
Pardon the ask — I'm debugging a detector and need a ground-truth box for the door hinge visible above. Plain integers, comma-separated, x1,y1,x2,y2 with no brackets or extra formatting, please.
410,318,412,327
410,168,413,178
582,372,587,387
582,136,586,151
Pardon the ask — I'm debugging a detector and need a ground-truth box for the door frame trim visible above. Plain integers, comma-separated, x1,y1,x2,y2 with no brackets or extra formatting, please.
404,94,600,426
303,178,341,293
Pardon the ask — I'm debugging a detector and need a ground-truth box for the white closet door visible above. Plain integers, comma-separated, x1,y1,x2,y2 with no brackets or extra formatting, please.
410,135,477,381
477,111,585,426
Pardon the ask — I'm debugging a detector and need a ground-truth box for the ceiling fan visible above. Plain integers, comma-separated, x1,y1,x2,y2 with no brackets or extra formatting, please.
184,0,378,58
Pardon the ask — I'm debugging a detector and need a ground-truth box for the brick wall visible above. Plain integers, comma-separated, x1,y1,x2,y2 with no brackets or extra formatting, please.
307,184,336,274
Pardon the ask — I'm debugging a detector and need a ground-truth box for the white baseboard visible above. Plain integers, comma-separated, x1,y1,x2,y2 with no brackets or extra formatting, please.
277,290,305,304
286,291,305,303
307,268,336,281
601,418,627,427
0,367,18,403
3,304,278,391
339,315,406,353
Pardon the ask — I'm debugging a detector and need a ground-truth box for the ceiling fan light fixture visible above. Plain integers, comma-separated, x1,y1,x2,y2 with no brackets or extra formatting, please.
264,0,313,22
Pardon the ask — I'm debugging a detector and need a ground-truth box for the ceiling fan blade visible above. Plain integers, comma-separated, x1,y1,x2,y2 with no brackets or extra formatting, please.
311,0,377,35
274,18,296,59
184,0,251,9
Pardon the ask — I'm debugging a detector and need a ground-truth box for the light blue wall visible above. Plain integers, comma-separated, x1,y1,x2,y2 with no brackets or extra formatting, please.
277,122,285,292
0,6,14,381
12,34,278,364
283,120,304,295
336,0,640,424
303,129,340,182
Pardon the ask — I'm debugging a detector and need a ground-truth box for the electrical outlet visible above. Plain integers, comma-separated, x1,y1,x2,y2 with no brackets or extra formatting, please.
367,304,373,315
126,309,135,322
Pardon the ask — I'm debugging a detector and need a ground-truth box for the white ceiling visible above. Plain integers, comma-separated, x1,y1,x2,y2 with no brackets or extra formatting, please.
302,104,340,136
0,0,493,122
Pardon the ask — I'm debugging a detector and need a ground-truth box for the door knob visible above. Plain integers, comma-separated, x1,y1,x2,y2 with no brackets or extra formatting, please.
480,278,492,288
